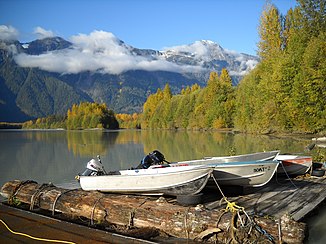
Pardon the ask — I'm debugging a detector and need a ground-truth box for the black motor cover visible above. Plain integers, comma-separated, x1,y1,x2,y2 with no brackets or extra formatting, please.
137,150,165,169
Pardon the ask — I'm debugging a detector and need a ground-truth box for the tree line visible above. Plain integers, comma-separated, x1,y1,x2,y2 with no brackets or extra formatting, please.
140,69,235,130
23,102,119,130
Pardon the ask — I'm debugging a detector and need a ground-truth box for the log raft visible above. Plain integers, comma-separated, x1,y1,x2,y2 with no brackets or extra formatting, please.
0,179,309,243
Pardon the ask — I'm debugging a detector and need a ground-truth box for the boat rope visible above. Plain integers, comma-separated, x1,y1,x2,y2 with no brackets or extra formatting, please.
30,183,55,210
230,211,239,243
184,207,190,239
90,196,106,226
0,217,76,244
52,189,77,216
253,219,275,243
211,174,244,213
127,209,135,229
278,218,282,244
215,209,227,226
211,174,275,243
8,180,37,205
277,162,299,189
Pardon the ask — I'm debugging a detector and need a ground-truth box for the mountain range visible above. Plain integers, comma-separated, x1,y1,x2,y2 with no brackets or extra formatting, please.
0,31,259,122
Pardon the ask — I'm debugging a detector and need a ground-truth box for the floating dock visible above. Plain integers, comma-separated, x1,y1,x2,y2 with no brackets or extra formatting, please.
1,174,325,243
207,175,326,221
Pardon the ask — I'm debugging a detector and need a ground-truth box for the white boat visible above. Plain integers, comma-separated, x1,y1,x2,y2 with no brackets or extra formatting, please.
209,160,279,187
79,164,213,196
172,160,279,187
311,137,326,149
177,150,279,166
312,137,326,142
276,155,312,176
77,150,279,195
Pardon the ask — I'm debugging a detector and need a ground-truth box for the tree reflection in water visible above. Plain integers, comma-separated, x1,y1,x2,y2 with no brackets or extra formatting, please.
0,130,315,187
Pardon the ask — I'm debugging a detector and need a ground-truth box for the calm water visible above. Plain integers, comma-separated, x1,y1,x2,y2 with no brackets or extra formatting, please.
0,129,324,243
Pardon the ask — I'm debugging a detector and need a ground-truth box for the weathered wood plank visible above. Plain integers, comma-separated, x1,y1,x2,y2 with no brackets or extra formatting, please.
261,178,326,219
291,178,326,221
221,176,326,221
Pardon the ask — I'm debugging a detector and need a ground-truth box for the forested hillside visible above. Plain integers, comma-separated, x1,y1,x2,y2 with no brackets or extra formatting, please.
140,0,325,134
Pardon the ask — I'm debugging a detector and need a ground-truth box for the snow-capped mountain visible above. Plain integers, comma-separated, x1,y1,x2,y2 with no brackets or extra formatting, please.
112,38,259,83
0,32,259,122
160,40,258,82
12,32,258,82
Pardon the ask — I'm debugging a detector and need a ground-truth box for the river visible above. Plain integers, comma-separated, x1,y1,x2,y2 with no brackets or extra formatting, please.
0,129,324,243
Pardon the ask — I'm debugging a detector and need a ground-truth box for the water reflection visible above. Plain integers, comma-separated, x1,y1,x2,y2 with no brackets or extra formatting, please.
139,130,311,162
66,130,118,156
0,129,323,242
0,130,313,187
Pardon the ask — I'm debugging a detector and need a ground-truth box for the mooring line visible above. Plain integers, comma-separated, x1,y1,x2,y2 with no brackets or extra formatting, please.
211,174,275,243
9,180,37,205
52,189,77,216
30,183,55,211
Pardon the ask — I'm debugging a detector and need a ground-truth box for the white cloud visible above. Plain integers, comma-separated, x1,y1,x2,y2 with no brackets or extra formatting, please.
163,41,209,58
33,26,55,39
14,30,204,75
0,25,19,41
11,29,257,76
244,59,259,69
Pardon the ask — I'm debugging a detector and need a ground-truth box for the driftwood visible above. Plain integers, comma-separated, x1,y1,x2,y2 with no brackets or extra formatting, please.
1,180,306,243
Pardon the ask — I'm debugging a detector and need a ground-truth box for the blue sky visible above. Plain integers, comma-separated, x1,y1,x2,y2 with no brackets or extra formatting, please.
1,0,298,55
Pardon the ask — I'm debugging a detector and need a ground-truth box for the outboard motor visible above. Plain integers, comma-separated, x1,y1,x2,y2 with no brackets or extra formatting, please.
138,150,165,169
78,155,107,178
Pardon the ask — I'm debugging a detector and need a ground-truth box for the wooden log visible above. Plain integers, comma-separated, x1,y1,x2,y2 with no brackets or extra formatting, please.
1,180,306,243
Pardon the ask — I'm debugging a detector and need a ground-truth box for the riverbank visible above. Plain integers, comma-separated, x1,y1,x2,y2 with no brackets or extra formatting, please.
2,122,325,137
0,122,22,129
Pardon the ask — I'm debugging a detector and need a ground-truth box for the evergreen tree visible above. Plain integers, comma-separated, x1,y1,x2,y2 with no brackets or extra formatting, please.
298,0,326,37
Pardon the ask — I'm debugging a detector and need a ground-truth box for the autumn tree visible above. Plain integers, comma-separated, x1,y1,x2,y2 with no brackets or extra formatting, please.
258,3,283,60
66,102,118,130
201,70,235,128
141,88,164,128
235,0,325,134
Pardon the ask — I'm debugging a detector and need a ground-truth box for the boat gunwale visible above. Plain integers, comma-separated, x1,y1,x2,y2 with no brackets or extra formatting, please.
79,167,213,194
203,150,280,160
207,160,280,167
179,150,280,165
